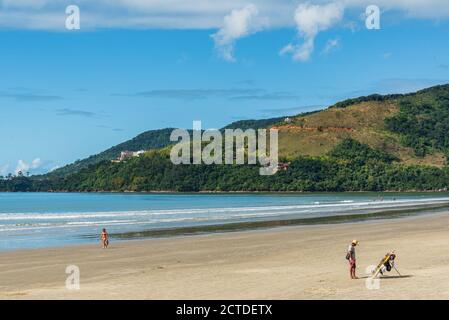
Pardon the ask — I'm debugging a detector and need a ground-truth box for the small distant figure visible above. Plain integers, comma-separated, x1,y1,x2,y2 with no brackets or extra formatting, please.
101,228,109,249
346,239,359,279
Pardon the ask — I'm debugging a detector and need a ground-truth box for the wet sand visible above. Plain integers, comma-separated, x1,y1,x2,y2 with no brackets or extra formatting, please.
1,211,449,299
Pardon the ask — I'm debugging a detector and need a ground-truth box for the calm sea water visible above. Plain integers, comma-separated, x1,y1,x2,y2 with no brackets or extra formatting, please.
1,192,449,251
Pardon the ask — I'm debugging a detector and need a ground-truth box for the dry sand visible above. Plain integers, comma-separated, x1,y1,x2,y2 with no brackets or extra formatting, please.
2,212,449,300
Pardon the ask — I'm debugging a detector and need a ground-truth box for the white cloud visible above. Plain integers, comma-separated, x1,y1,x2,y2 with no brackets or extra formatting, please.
211,4,261,61
342,0,449,19
32,158,42,167
280,2,344,61
50,165,60,172
15,158,42,175
1,0,449,64
0,0,291,30
0,0,449,31
322,38,340,54
15,160,28,175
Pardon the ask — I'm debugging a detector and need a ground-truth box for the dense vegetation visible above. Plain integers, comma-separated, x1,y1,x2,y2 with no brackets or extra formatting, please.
221,116,286,131
45,117,291,178
385,85,449,157
3,84,449,193
330,93,403,109
2,139,449,192
44,128,177,178
328,138,398,165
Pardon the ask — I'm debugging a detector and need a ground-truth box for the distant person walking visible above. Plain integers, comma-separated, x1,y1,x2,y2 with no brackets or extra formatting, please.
346,240,359,279
101,228,109,249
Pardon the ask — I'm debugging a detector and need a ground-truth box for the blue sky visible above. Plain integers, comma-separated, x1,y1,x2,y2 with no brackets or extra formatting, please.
1,0,449,175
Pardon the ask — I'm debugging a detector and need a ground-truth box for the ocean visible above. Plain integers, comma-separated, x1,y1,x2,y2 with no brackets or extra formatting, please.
1,192,449,251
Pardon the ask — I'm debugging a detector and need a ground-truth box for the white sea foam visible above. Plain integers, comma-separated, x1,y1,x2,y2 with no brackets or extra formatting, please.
0,196,447,233
1,197,448,222
1,194,449,251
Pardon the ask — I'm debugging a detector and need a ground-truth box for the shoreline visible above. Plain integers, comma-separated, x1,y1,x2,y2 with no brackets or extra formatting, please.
110,202,449,241
2,200,449,253
3,190,449,194
2,209,449,299
5,204,449,255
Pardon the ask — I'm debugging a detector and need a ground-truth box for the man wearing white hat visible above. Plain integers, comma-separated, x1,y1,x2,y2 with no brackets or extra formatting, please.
347,240,359,279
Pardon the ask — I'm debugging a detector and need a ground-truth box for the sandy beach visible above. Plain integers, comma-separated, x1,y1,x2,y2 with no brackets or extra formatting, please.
2,211,449,300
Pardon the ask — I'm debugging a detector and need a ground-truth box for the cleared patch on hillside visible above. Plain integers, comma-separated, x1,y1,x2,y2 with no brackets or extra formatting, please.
273,101,447,167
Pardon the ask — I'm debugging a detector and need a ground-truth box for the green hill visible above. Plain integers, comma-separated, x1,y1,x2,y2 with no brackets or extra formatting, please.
275,84,449,167
44,128,177,178
5,83,449,192
7,137,449,192
43,117,287,178
222,116,289,130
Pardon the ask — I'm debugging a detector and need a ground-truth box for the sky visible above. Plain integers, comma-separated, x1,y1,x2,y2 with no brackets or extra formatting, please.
0,0,449,175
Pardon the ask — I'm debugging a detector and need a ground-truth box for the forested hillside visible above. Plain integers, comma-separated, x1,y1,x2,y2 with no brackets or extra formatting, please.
3,84,449,193
3,138,449,192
